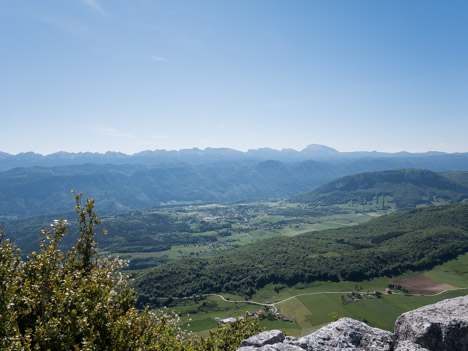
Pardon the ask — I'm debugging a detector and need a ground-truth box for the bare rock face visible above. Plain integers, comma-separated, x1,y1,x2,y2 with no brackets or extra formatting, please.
394,340,430,351
240,330,285,347
238,330,304,350
298,318,393,351
237,344,305,351
394,295,468,351
237,318,393,351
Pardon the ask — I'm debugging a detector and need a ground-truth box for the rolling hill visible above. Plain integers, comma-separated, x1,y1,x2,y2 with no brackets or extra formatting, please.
136,204,468,306
290,169,468,210
0,161,338,217
3,156,468,218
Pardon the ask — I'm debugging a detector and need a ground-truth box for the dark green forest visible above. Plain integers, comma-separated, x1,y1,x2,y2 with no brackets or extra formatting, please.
1,209,231,258
136,204,468,307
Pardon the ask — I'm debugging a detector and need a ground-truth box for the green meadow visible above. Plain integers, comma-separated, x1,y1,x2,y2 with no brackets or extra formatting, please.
173,252,468,337
108,202,383,266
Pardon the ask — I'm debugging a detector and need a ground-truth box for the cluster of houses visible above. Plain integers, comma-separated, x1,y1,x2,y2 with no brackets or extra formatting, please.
215,310,294,326
247,310,266,318
342,288,393,304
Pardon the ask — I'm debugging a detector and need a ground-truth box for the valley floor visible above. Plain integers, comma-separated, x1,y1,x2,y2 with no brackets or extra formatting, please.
170,252,468,337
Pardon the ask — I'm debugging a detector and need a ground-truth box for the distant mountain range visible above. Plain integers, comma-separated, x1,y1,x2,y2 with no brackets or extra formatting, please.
290,169,468,210
2,145,468,218
1,144,467,171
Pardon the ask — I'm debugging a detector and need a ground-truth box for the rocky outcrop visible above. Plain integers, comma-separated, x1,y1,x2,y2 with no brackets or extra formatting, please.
297,318,393,350
238,330,305,350
394,295,468,350
238,319,393,351
239,330,285,348
238,344,305,351
237,295,468,351
394,340,429,351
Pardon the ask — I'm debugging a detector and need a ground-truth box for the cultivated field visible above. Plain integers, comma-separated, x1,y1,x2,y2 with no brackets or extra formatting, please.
111,201,381,267
173,252,468,336
391,275,458,295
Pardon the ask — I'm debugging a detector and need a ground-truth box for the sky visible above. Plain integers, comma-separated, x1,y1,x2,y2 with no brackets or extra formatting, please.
1,0,468,155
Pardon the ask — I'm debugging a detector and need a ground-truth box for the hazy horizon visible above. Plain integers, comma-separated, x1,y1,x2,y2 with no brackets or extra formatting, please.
2,1,468,155
2,143,467,157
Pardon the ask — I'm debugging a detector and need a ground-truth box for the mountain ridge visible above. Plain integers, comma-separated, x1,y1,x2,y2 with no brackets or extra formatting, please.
2,144,468,172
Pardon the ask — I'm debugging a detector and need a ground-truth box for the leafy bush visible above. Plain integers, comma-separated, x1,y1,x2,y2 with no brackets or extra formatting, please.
0,193,260,350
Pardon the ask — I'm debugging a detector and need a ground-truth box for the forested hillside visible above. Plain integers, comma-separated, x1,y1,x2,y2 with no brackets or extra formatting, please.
136,204,468,306
290,169,468,210
0,161,339,217
3,156,468,218
0,209,215,261
441,171,468,188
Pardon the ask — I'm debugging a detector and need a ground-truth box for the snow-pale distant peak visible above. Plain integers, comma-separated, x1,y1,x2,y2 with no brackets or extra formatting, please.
301,144,339,154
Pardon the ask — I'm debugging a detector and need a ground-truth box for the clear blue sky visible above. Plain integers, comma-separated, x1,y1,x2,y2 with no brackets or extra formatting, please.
1,0,467,155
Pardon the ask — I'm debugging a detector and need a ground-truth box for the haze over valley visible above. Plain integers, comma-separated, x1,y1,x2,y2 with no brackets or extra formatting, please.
2,1,468,349
2,142,468,338
2,145,468,218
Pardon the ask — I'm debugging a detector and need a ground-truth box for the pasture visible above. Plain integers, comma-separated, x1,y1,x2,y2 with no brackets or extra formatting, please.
172,252,468,337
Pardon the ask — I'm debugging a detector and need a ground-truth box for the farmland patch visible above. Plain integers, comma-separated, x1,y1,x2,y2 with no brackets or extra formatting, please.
390,275,458,295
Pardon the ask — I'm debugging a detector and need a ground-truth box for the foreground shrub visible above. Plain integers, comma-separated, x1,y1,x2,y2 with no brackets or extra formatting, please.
0,193,260,350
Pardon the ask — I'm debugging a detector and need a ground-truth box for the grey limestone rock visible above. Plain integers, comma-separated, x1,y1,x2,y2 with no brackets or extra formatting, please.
394,295,468,351
237,345,305,351
237,330,305,350
394,340,430,351
298,317,393,351
240,330,285,347
282,336,307,349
